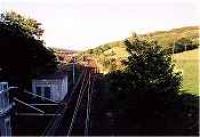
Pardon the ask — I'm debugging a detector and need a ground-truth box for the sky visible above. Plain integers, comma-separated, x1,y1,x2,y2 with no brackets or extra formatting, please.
0,0,199,50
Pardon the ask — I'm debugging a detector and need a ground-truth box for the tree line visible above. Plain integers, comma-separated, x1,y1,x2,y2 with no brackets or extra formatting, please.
0,11,58,88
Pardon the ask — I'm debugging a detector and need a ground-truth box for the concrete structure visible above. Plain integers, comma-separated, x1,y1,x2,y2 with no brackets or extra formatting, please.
0,114,12,136
32,72,68,102
0,82,12,136
0,82,12,115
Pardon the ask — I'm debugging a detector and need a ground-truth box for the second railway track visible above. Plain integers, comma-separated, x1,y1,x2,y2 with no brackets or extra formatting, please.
43,67,95,136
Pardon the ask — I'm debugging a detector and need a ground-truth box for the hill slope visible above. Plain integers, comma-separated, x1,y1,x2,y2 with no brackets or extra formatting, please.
79,26,199,72
52,48,78,64
78,26,199,95
173,49,199,95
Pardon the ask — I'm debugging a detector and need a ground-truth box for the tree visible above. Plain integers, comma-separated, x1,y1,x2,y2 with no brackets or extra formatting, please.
124,36,182,94
0,11,57,87
0,11,44,39
103,35,198,135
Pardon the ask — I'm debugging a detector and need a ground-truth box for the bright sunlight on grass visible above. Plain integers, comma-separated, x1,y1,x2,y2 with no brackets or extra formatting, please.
173,49,199,95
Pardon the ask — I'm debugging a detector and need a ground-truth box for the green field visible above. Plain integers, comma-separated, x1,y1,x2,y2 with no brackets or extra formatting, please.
80,26,199,95
173,49,199,95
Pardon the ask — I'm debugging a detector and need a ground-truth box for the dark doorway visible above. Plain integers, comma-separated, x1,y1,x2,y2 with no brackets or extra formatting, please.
44,87,51,98
36,87,41,96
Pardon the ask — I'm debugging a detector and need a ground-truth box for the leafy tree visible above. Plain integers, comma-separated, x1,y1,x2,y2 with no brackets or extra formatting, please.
103,35,198,135
124,36,182,93
0,11,44,39
0,11,57,87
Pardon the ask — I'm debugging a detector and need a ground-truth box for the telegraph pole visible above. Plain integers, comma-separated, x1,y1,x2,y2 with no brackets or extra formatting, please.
184,43,187,51
103,56,105,74
172,39,175,55
72,56,76,85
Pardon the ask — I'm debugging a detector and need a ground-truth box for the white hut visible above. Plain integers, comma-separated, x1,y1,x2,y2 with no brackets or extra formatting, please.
32,72,68,102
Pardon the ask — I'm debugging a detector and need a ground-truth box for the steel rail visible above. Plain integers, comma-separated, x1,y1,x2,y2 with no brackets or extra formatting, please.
29,104,60,106
84,72,91,135
15,112,62,116
23,89,59,104
43,69,86,135
14,97,45,114
86,73,96,135
67,70,90,136
43,68,87,136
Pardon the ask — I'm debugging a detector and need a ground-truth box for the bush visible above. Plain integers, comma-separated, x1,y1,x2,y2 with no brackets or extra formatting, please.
103,35,198,135
174,38,198,53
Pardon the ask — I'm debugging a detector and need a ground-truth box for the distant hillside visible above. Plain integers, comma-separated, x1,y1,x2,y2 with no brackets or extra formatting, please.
53,48,78,64
79,26,199,73
52,48,78,54
143,26,199,47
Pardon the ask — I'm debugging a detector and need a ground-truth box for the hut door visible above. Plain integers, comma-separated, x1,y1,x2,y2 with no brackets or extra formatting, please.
44,87,51,99
36,87,42,96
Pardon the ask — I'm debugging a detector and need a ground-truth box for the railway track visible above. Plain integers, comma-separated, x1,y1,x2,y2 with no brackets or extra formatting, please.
43,67,95,136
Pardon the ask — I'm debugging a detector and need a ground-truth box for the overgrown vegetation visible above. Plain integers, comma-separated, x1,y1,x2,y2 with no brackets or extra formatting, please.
78,26,199,95
0,11,58,87
92,36,199,135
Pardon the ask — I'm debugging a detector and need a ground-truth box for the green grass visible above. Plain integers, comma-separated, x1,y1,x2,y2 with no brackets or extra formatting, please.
173,49,199,95
79,25,199,95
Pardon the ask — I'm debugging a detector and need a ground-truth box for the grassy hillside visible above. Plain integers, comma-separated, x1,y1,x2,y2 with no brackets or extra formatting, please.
144,26,199,47
173,49,199,95
78,26,199,95
79,26,199,72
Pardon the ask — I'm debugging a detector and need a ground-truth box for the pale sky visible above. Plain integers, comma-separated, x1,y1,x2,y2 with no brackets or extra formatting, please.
0,0,199,50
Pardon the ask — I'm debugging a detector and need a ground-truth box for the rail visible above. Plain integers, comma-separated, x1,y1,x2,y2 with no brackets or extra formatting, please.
43,65,96,136
43,68,87,136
